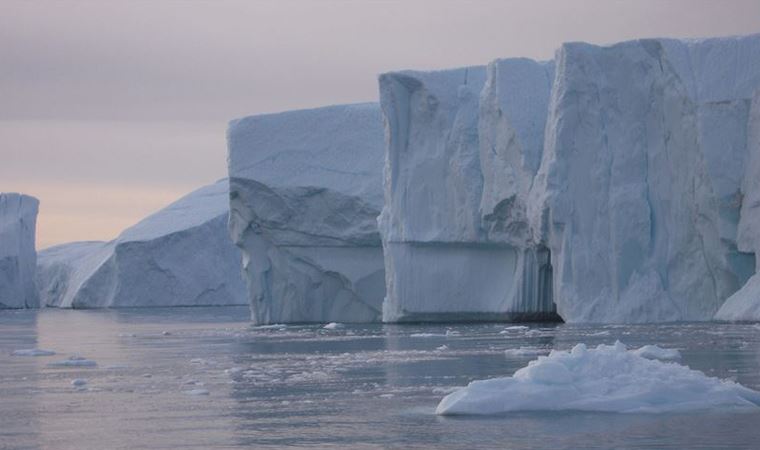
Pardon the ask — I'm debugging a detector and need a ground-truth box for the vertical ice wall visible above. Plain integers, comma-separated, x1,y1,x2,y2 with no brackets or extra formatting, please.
530,35,760,322
227,103,386,324
715,90,760,321
0,193,39,308
379,60,558,322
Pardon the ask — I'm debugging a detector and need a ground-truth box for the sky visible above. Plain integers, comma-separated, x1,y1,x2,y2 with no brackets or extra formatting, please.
2,0,760,249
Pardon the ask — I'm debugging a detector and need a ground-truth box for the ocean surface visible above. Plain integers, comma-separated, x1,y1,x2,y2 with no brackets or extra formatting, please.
1,307,759,450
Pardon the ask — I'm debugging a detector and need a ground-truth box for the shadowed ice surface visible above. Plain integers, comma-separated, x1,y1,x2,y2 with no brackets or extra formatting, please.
1,307,760,449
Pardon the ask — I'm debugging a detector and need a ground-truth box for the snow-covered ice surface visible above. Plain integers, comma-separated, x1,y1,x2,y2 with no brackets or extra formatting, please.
437,342,756,415
2,307,760,449
36,180,247,308
227,103,386,324
0,193,39,309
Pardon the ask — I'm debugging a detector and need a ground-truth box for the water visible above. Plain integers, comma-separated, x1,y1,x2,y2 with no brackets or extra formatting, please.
1,307,759,449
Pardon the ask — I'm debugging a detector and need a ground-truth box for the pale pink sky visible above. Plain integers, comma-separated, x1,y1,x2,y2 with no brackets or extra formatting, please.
2,0,760,249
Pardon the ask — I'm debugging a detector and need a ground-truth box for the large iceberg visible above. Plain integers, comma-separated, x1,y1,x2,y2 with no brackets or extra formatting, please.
37,180,247,308
227,103,386,325
378,60,559,322
531,35,760,322
379,34,760,323
436,342,760,415
715,89,760,321
0,193,39,308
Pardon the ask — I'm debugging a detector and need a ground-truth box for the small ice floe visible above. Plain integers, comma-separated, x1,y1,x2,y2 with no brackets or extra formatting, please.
501,326,530,333
104,364,129,370
323,322,344,330
633,344,681,361
379,393,395,399
254,324,288,330
183,389,210,396
588,331,611,337
12,348,56,356
436,341,760,415
524,329,542,337
71,378,87,387
47,356,97,367
435,345,449,351
445,329,460,337
410,333,442,338
142,373,152,378
504,347,550,357
161,331,172,336
432,386,462,395
225,367,244,375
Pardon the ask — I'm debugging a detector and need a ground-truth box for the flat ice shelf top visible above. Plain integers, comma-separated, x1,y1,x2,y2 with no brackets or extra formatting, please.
227,103,385,208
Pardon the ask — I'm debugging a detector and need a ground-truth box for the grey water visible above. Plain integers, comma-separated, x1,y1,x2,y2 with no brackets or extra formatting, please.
1,307,760,450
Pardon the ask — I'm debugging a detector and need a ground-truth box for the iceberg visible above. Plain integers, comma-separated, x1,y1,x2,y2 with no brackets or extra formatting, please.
529,34,760,322
0,193,39,309
379,61,559,322
37,180,247,308
436,342,760,415
227,103,386,324
715,89,760,321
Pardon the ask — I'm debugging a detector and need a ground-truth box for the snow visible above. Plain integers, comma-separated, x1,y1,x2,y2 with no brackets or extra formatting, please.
12,348,56,356
529,34,760,323
378,61,557,322
227,103,386,325
37,180,247,308
436,342,760,415
0,193,39,308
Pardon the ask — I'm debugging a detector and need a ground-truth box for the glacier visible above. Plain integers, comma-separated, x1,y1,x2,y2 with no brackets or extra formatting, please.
0,193,39,308
227,103,386,325
37,180,247,308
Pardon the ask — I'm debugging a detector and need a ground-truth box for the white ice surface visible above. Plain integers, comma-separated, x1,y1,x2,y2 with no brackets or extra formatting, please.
437,342,760,415
37,180,247,308
227,103,386,325
0,193,39,308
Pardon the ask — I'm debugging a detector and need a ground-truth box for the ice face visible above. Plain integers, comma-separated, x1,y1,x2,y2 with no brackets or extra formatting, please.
715,90,760,322
436,341,760,415
37,180,247,308
530,35,760,323
227,103,386,325
378,61,558,322
0,193,39,308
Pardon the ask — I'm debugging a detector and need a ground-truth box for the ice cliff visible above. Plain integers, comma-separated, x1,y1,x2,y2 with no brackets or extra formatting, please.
227,103,386,325
0,193,39,308
715,89,760,321
380,34,760,323
531,35,760,322
378,60,559,322
37,180,247,308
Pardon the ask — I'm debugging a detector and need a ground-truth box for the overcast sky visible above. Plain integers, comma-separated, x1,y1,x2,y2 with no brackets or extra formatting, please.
3,0,760,248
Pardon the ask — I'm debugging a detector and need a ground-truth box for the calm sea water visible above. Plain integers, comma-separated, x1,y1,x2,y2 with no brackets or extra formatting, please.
1,307,759,450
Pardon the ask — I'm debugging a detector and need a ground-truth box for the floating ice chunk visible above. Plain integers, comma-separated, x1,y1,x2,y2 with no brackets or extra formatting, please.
633,345,681,361
323,322,344,330
436,345,449,351
436,342,760,415
504,347,550,357
410,333,444,338
183,389,210,396
48,356,97,367
71,379,87,387
12,348,56,356
503,326,530,331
